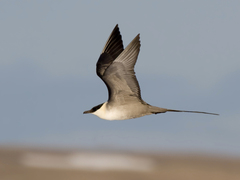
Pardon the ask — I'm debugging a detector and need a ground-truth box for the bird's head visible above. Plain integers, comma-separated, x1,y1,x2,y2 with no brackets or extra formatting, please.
83,103,104,114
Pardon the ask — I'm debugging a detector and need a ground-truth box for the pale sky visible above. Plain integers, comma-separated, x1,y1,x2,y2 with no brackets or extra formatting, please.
1,1,240,156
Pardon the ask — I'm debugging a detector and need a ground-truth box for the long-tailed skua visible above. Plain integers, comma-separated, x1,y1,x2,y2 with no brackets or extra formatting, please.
83,25,218,120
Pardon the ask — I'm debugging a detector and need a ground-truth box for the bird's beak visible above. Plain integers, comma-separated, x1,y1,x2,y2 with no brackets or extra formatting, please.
83,110,91,114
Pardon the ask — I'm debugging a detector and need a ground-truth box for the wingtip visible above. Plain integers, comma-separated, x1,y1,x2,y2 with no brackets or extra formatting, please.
111,24,120,33
115,24,119,29
133,34,140,42
135,34,141,45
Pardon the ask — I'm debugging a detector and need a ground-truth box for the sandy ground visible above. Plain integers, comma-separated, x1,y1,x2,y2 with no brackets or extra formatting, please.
1,146,240,180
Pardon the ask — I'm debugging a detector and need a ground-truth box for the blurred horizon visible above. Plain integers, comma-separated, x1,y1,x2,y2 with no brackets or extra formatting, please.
1,146,240,180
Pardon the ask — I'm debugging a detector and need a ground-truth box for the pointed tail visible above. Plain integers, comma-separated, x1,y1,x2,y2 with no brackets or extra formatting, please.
150,106,219,115
166,109,219,115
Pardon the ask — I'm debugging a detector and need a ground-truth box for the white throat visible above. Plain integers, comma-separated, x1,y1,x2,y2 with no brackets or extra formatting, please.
92,102,126,120
92,102,109,120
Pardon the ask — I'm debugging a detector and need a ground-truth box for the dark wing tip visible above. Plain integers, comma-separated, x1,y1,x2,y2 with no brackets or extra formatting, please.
96,25,124,78
101,24,124,60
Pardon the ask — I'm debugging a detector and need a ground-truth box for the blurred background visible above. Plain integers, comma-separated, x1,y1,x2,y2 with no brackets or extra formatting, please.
1,1,240,179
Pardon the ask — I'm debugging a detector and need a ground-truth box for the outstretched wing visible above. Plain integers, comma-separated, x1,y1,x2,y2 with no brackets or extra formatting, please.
97,25,142,104
97,24,124,77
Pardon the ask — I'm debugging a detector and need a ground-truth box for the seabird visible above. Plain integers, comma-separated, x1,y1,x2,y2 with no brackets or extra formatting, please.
83,25,218,120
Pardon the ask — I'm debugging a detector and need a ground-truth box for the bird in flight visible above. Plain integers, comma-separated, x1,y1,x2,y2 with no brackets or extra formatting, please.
83,25,218,120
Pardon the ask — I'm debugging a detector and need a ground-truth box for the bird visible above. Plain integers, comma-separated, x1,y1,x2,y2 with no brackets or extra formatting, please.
83,24,218,120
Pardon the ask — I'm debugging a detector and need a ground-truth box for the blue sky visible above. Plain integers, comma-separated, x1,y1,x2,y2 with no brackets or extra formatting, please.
1,1,240,156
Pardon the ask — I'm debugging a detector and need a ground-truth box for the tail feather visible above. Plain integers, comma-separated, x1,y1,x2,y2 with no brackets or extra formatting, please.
166,109,219,116
149,106,219,115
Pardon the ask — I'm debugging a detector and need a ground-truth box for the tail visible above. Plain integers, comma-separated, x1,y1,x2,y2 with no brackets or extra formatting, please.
166,109,219,115
149,106,219,116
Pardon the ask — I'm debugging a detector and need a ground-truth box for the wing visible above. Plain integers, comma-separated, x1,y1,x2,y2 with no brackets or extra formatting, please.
97,24,124,77
102,34,143,104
